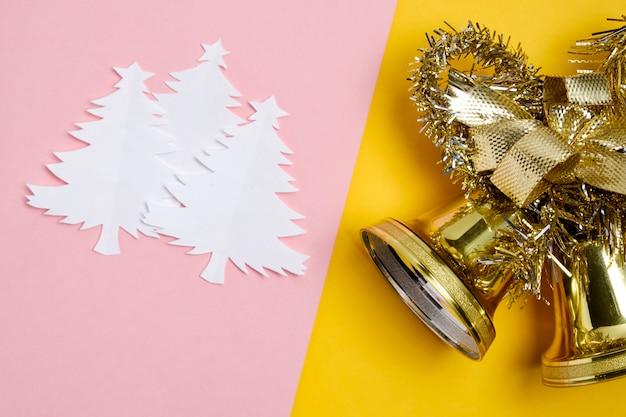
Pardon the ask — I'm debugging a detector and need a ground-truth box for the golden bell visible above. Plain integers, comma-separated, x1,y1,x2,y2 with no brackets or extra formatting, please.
361,196,517,360
542,243,626,386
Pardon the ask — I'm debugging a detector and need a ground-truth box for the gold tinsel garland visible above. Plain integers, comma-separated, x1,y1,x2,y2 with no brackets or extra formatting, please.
409,21,543,199
409,18,626,301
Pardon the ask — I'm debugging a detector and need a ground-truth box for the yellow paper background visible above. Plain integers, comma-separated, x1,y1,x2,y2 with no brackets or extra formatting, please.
292,1,626,415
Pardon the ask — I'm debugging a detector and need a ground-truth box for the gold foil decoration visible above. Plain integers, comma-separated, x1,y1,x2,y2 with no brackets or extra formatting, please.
359,18,626,386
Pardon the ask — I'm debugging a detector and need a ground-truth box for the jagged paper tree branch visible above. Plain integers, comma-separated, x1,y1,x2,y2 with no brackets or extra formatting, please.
145,97,308,283
27,62,177,255
155,40,244,175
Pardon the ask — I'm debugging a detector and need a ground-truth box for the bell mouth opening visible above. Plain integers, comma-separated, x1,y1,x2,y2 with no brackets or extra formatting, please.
361,219,494,360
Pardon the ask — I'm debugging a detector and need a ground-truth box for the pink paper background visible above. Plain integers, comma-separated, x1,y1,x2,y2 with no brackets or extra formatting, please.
0,1,396,416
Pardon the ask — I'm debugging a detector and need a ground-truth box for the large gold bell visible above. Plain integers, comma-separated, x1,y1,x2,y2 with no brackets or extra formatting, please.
361,197,517,360
542,243,626,386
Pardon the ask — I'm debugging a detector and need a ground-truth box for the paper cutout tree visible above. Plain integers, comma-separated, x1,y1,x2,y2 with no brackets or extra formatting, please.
27,62,176,255
145,96,308,283
155,40,244,174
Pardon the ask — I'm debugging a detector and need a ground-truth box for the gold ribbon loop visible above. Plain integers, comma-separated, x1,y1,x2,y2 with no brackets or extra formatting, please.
575,116,626,195
546,104,597,142
447,69,532,127
544,73,612,106
471,119,544,172
490,127,579,206
447,70,626,206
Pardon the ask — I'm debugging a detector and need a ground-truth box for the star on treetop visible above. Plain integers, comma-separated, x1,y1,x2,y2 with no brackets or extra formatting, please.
113,62,154,91
249,96,288,128
199,40,229,68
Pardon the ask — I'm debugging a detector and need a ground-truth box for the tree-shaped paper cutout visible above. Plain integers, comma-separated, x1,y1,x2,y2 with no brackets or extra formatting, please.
155,40,244,175
145,96,308,284
27,62,177,255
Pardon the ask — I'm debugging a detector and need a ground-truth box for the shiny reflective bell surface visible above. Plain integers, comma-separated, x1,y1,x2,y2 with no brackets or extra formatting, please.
361,197,515,360
543,243,626,386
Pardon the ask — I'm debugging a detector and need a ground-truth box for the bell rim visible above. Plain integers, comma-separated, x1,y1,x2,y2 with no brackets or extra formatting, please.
361,218,495,360
542,348,626,387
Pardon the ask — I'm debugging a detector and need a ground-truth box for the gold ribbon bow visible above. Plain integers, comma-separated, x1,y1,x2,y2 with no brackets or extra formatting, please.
447,69,626,207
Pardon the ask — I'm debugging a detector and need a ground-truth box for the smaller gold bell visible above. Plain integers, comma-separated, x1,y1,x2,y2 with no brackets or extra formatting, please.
361,197,517,360
542,243,626,386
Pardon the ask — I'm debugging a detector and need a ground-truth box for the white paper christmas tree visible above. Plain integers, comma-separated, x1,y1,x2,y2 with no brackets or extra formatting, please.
145,96,308,284
155,40,244,175
27,62,177,255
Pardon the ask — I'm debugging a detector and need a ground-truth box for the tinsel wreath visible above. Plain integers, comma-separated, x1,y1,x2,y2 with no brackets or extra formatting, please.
409,18,626,302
